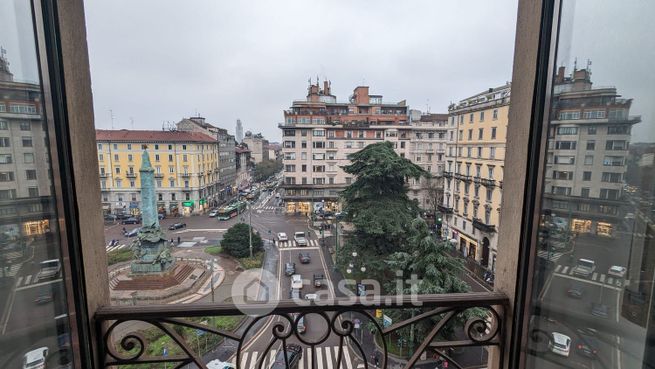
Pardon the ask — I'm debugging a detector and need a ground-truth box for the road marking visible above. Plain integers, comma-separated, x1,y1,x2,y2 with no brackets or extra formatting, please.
16,276,23,287
306,347,312,369
591,272,598,281
240,352,249,368
25,275,32,285
325,345,334,369
600,274,606,283
568,268,575,275
16,277,63,292
551,273,621,291
343,346,353,369
607,277,614,285
174,228,227,233
317,348,324,369
280,246,319,251
561,266,569,274
250,352,259,368
554,265,562,273
268,350,277,368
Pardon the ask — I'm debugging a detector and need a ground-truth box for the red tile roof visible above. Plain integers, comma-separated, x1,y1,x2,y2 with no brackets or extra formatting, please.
96,129,217,143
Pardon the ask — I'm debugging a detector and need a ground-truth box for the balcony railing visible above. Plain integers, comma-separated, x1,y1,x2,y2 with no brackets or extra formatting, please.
154,173,164,178
437,204,453,214
442,171,453,178
126,173,137,178
480,178,496,187
454,173,471,182
473,218,497,233
95,293,507,369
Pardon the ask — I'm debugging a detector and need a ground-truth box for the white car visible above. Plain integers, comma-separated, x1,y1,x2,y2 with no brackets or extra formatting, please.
208,210,219,217
608,265,627,278
277,232,288,242
294,231,308,247
207,360,235,369
304,293,318,301
291,274,303,289
23,347,48,369
36,259,61,281
550,332,571,357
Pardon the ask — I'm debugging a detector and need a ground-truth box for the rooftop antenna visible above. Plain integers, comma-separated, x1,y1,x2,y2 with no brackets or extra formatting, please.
426,99,431,114
573,57,578,71
586,59,592,73
130,117,134,129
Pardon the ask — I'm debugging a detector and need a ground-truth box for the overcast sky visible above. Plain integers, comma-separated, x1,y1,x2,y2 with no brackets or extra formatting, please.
82,0,519,142
1,1,652,142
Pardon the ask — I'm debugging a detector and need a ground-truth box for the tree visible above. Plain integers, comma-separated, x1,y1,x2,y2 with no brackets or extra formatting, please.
338,142,427,278
220,223,263,258
423,174,444,217
385,217,473,347
253,159,282,182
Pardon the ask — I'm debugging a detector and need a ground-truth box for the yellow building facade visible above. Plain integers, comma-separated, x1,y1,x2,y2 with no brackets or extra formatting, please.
442,84,510,272
96,130,220,216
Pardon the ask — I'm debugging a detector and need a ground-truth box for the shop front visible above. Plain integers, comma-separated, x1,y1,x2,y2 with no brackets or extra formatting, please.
572,218,592,233
286,201,312,214
182,200,194,216
23,219,50,237
169,203,179,217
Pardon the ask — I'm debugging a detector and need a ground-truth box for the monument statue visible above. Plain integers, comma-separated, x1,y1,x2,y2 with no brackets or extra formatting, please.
130,150,175,274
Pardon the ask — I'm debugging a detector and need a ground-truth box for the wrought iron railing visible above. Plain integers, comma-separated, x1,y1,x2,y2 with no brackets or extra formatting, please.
95,293,507,369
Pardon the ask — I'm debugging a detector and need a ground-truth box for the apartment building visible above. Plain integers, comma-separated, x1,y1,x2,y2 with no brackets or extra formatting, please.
407,113,448,213
242,131,269,164
235,145,252,189
0,53,53,240
177,117,237,204
542,67,640,236
441,83,511,271
96,130,219,216
280,80,418,214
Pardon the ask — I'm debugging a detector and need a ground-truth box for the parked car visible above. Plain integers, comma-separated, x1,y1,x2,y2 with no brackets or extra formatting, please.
121,217,141,225
158,213,166,220
168,222,187,230
207,360,235,369
115,213,130,220
591,303,609,318
298,252,311,264
293,232,307,247
208,210,219,218
277,232,288,242
126,228,140,237
36,259,61,281
295,314,306,334
304,293,318,301
566,283,584,299
575,334,599,358
573,258,596,278
550,332,571,357
270,344,302,369
284,262,296,276
103,214,118,222
23,346,48,369
289,288,301,299
291,274,303,289
608,265,626,278
313,273,324,288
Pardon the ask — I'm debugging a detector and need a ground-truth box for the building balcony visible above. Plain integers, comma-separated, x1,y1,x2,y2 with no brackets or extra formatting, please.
95,293,508,369
480,178,496,187
99,173,110,178
454,173,471,182
437,204,454,214
473,218,497,233
126,172,137,178
154,173,164,178
442,171,453,178
181,173,191,178
473,176,481,184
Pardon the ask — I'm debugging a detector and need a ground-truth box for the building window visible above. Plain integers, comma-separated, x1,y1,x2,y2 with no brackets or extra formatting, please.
26,169,37,180
559,111,580,120
491,127,497,139
492,109,498,120
554,141,577,150
489,147,496,159
580,188,590,198
556,126,578,135
586,140,595,150
113,154,119,161
0,172,15,182
605,140,627,150
587,126,597,135
583,110,606,119
584,155,593,165
599,189,620,200
128,154,133,161
0,137,10,147
130,181,135,188
603,156,624,166
22,137,33,147
0,121,8,130
479,111,485,122
115,167,120,174
601,172,622,183
468,129,472,140
24,153,34,163
20,122,31,131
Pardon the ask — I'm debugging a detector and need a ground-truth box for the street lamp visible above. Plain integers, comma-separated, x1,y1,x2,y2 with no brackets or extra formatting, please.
206,258,217,303
248,203,253,258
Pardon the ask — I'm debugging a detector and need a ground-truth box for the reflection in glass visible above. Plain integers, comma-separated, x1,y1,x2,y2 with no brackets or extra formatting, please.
528,1,655,368
0,1,72,368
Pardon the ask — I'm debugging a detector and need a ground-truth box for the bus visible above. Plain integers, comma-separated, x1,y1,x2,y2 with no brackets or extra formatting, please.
217,201,247,220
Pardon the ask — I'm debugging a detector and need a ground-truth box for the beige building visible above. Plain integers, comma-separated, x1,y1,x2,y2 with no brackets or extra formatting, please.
280,80,448,214
96,130,220,216
242,132,269,164
442,83,511,271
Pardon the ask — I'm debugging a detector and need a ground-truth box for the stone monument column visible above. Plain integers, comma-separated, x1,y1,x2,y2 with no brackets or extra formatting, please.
140,150,159,228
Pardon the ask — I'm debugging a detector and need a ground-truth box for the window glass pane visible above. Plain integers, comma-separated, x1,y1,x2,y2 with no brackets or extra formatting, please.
0,1,73,368
527,1,655,368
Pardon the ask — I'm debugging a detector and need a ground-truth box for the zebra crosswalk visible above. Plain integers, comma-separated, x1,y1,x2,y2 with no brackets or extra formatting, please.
537,250,565,262
233,345,357,369
276,239,320,248
554,264,628,288
255,205,278,211
106,244,129,253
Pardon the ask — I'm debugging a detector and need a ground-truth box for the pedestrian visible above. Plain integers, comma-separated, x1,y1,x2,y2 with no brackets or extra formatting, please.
177,236,181,244
122,227,126,234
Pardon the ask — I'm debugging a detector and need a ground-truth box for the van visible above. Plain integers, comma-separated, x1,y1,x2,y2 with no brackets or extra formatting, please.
36,259,61,280
573,258,596,278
